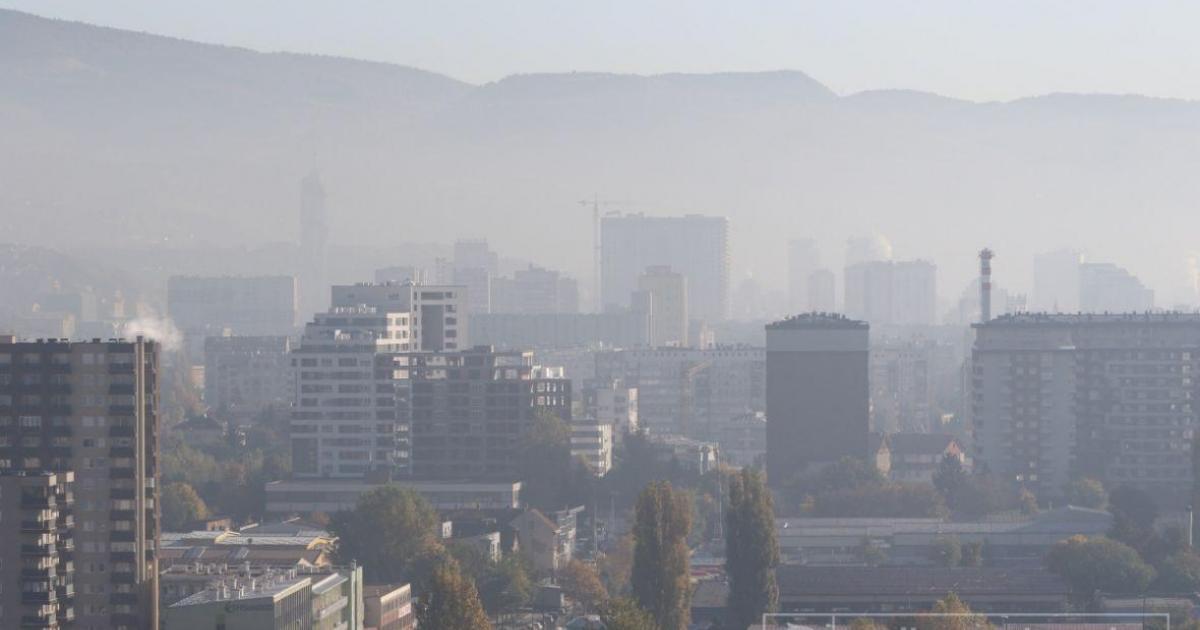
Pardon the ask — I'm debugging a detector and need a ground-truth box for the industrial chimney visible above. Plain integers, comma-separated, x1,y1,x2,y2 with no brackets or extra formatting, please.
979,248,994,323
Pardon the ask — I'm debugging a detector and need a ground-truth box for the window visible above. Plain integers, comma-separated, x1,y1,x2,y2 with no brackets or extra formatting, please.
18,416,41,428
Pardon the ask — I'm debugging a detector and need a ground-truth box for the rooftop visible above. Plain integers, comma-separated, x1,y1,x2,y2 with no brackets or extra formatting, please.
777,566,1068,597
766,313,869,330
978,311,1200,328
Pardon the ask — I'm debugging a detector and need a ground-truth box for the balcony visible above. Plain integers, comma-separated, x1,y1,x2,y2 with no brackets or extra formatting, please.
109,467,135,480
21,566,54,579
108,405,135,416
108,426,135,438
20,495,54,509
21,519,54,533
109,592,139,605
46,425,73,437
20,590,55,605
108,446,135,458
108,384,135,395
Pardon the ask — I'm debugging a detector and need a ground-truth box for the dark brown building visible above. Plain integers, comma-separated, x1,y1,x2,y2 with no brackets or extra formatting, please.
0,336,160,630
765,314,869,486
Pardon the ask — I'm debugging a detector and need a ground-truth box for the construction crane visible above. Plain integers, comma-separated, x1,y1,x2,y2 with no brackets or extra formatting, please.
579,196,631,313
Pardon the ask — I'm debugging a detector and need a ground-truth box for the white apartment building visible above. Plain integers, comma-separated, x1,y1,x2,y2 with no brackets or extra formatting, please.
290,307,413,479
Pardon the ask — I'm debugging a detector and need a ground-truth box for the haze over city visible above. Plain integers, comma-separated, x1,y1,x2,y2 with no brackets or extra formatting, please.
3,4,1200,630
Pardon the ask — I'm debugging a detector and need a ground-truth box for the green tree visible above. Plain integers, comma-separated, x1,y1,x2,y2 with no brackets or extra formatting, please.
559,559,609,612
921,593,990,630
1045,535,1156,597
632,481,692,630
1154,551,1200,592
161,482,209,531
931,535,963,567
812,482,947,518
932,455,970,511
328,485,445,585
477,555,533,614
518,409,577,511
600,597,658,630
597,533,635,596
1109,486,1159,554
1064,478,1108,509
417,559,492,630
725,468,779,629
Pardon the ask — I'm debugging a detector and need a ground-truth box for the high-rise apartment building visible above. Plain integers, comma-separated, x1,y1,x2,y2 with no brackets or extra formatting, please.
1033,250,1082,313
765,314,870,486
1079,262,1154,313
637,266,689,347
870,339,939,434
167,275,298,359
453,239,498,315
583,379,639,440
299,172,330,320
844,260,937,327
330,282,466,351
291,308,413,479
600,213,730,322
203,335,293,424
0,470,75,630
788,239,821,313
972,313,1200,505
594,347,763,438
492,265,580,314
0,336,160,630
395,347,571,480
807,268,836,313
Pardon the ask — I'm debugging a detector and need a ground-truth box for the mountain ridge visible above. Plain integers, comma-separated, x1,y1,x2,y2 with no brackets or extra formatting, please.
4,8,1200,303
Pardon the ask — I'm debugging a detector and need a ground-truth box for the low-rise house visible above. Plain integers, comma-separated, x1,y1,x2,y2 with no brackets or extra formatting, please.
164,566,363,630
363,583,415,630
511,506,583,573
887,432,968,483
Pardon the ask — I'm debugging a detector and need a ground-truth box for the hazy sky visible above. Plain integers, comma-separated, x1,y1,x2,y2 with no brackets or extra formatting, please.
6,0,1200,101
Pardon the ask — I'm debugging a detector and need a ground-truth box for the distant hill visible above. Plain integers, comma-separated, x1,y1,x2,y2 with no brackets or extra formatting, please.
3,8,1200,302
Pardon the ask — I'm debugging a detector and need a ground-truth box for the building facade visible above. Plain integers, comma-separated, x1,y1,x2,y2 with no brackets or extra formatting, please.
766,315,870,485
972,313,1200,505
492,265,580,314
844,260,937,327
638,266,689,347
167,275,297,359
290,307,413,479
600,213,730,322
203,335,293,424
469,310,650,350
594,346,764,438
396,347,571,480
330,282,466,351
0,471,75,630
165,566,362,630
571,421,613,476
0,337,160,630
